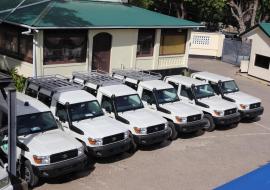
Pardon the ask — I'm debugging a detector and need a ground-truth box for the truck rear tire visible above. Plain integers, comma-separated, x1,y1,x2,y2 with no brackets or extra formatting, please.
204,114,215,132
22,160,39,187
168,121,178,140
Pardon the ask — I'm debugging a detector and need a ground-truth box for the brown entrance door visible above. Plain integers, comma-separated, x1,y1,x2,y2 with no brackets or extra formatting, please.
92,33,112,72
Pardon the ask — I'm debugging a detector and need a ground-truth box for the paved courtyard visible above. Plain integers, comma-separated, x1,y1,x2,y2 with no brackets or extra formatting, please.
36,58,270,190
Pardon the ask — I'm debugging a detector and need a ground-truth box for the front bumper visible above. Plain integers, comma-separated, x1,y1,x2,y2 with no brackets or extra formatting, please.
88,138,132,157
134,127,171,146
239,107,264,119
35,154,88,178
213,112,241,126
176,118,208,133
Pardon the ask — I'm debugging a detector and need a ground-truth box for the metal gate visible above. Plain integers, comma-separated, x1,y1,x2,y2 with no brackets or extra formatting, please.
222,38,251,65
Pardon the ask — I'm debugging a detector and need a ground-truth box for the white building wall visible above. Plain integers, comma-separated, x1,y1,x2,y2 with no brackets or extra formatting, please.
189,31,225,58
244,28,270,82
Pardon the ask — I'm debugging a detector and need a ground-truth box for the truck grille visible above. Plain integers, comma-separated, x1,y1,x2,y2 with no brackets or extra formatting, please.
103,133,125,145
147,124,165,134
250,103,261,109
187,114,202,122
50,149,78,163
224,108,237,116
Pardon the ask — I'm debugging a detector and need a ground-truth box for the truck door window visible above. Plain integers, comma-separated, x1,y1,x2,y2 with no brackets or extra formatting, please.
142,89,155,104
181,85,193,100
101,96,114,113
0,111,7,136
209,81,220,95
56,103,68,122
25,87,38,98
38,93,52,107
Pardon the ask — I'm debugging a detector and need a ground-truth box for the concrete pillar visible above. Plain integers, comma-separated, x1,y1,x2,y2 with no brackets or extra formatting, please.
153,29,161,70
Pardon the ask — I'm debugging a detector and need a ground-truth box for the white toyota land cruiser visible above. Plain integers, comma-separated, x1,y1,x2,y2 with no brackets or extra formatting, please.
24,76,132,158
164,75,241,131
72,71,171,148
191,72,264,120
112,69,208,139
0,92,87,187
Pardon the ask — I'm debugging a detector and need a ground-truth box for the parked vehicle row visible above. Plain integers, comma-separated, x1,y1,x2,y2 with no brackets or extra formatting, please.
0,70,264,188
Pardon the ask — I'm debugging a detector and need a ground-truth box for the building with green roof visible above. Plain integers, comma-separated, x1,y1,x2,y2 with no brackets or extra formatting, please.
0,0,203,77
241,22,270,82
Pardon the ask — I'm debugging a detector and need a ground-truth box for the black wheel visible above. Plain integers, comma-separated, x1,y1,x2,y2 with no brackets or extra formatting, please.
128,135,137,154
204,114,215,132
168,121,178,140
22,160,39,187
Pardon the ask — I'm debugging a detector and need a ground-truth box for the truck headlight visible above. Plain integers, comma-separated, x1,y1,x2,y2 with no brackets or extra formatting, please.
0,176,9,188
88,138,103,146
124,131,130,139
240,104,249,110
213,110,224,117
134,127,147,134
78,146,84,156
33,155,50,165
175,116,187,124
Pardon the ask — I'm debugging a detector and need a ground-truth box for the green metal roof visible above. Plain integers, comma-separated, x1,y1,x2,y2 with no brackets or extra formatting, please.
240,22,270,38
0,0,202,29
259,22,270,38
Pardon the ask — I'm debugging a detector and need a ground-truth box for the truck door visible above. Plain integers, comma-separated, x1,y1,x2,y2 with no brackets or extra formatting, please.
141,89,156,110
100,95,115,118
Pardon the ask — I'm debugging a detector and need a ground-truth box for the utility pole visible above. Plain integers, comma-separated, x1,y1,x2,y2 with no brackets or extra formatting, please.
7,88,16,177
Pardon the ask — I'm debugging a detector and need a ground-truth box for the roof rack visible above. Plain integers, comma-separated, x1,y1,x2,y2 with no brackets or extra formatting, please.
27,75,80,93
72,70,122,87
112,69,162,82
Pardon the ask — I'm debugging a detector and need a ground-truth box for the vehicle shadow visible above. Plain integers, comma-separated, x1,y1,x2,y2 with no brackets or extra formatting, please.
95,151,134,164
215,123,239,131
178,129,205,139
33,162,95,189
241,117,261,123
139,139,172,152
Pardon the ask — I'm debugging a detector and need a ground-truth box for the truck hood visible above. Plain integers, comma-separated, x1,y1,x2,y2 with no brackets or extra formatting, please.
160,101,202,117
225,91,261,105
119,108,166,128
199,96,237,111
72,116,128,139
19,129,81,156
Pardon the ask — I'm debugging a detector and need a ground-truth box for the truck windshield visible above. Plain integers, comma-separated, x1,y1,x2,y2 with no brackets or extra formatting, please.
69,101,104,121
156,88,179,104
194,84,215,99
115,94,144,112
221,80,239,94
17,112,58,136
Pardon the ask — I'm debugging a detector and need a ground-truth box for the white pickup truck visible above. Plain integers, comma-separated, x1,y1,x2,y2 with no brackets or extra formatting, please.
0,92,87,187
24,76,132,158
0,165,12,190
191,72,264,120
112,69,208,139
72,71,171,147
164,75,241,131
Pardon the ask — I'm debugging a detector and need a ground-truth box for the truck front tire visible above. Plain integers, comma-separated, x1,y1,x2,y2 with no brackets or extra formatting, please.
168,121,178,140
22,160,39,187
128,135,137,154
204,114,215,132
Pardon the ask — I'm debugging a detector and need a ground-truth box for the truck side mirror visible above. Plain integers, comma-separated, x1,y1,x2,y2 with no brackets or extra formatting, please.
147,98,153,105
104,106,112,113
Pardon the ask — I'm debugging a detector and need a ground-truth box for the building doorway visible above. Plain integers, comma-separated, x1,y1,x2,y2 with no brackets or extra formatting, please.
92,33,112,72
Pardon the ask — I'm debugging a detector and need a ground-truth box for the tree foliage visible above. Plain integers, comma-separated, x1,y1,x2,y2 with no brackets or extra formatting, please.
130,0,270,33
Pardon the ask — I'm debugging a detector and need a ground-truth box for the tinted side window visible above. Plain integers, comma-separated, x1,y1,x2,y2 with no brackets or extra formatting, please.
25,87,38,98
0,111,8,136
38,93,52,107
56,103,67,121
180,85,193,100
142,89,155,104
101,96,114,113
168,81,179,90
209,81,220,95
